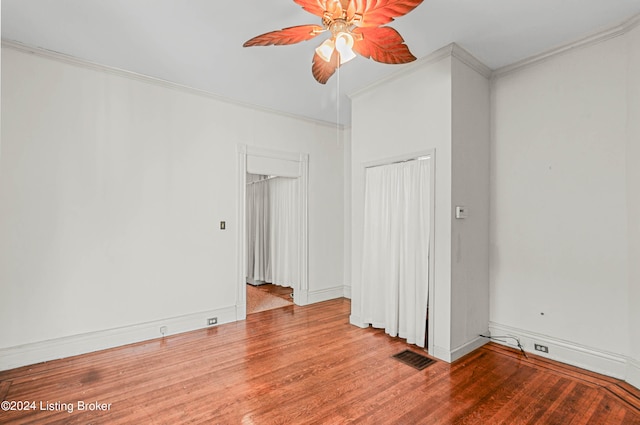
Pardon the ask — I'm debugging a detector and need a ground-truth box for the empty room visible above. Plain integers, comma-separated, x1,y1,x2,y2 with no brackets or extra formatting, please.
1,0,640,423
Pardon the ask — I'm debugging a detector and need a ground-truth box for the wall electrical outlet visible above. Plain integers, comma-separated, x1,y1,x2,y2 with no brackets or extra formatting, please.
534,344,549,353
207,317,218,326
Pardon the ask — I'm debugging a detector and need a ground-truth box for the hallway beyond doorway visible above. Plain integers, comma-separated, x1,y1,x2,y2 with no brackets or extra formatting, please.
246,284,293,314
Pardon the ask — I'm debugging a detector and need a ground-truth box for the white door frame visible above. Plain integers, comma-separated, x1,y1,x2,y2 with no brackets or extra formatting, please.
236,144,309,320
359,149,436,353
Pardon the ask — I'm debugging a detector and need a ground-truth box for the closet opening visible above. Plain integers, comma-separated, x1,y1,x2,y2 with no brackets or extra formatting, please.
358,151,435,353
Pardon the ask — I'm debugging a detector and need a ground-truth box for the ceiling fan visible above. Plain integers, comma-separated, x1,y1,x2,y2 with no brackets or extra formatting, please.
243,0,424,84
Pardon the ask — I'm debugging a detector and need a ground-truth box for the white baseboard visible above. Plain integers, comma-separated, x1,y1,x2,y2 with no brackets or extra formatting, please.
489,321,627,379
348,316,488,364
627,358,640,389
431,336,489,363
451,336,489,362
349,315,368,328
431,345,451,362
236,303,246,321
307,286,345,304
0,306,237,372
343,285,351,299
294,289,309,306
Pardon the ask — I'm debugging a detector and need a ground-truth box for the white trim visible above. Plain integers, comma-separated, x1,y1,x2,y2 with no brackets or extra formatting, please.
295,289,309,306
427,152,437,356
0,306,236,371
493,13,640,79
245,145,303,163
362,150,434,169
450,336,489,362
349,43,491,99
450,44,493,79
431,337,489,363
349,45,453,99
432,345,451,362
307,286,345,304
627,358,640,390
237,145,248,321
1,40,342,130
489,322,628,379
299,154,310,302
343,285,352,299
349,315,368,329
348,11,640,90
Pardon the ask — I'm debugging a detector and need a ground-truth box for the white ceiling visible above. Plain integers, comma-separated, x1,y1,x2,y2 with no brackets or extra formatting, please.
3,0,640,126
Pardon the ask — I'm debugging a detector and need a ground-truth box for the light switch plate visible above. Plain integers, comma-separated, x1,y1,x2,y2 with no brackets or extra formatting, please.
455,206,468,219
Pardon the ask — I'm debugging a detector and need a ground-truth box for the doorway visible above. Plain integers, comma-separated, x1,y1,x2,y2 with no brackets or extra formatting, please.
236,145,309,320
245,173,297,314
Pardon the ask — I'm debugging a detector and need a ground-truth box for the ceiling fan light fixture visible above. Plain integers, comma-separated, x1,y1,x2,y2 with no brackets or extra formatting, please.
315,38,336,62
335,32,356,64
243,0,424,84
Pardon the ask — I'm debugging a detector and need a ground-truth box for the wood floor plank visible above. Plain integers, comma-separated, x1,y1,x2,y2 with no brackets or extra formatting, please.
0,381,11,402
0,298,638,424
480,368,551,424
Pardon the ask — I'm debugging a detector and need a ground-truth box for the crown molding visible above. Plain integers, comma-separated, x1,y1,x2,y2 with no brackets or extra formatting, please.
450,43,493,79
349,42,491,99
493,13,640,79
349,43,455,99
1,39,344,130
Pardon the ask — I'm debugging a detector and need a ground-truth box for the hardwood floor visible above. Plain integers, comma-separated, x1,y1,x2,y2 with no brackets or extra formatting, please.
246,284,293,315
1,298,638,424
251,283,294,302
260,283,294,301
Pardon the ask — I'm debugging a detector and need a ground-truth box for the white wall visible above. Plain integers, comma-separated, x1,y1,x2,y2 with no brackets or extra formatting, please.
0,45,345,369
627,23,640,387
450,56,491,350
491,30,632,378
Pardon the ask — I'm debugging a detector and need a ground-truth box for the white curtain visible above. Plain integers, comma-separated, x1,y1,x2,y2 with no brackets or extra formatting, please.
246,176,299,287
246,178,271,283
360,159,431,347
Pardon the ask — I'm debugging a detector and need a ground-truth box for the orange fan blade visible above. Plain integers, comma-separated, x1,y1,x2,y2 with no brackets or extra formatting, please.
353,26,417,64
360,0,423,27
243,25,325,47
347,0,365,19
293,0,328,18
312,49,340,84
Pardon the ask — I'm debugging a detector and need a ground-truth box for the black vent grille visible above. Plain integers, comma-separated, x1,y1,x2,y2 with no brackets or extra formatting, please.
392,350,435,370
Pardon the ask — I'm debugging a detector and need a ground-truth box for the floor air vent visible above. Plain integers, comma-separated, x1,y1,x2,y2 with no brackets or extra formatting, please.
392,350,435,370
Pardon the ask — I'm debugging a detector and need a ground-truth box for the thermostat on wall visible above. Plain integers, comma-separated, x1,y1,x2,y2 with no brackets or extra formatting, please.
455,206,468,219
